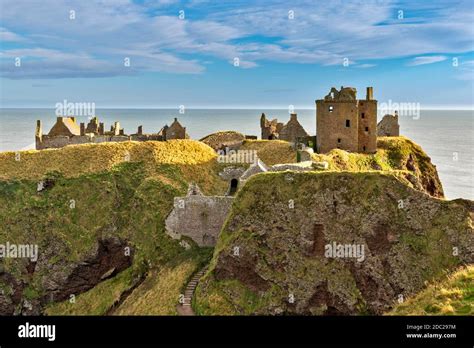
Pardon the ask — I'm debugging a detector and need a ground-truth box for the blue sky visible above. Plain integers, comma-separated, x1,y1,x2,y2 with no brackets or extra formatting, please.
0,0,473,108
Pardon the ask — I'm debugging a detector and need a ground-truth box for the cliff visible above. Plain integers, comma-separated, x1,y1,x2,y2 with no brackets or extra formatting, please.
194,172,473,315
240,136,444,198
0,138,468,315
0,140,223,315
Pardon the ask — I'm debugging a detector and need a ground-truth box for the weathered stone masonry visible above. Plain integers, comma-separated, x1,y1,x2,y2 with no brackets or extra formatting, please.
165,186,234,247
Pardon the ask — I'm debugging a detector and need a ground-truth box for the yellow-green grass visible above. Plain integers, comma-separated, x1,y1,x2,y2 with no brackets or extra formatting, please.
240,140,297,165
0,140,223,192
387,265,474,315
312,136,434,171
0,141,227,314
113,259,198,315
200,131,245,150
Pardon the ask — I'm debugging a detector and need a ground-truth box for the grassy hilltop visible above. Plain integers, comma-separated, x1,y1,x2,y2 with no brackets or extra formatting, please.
0,140,225,315
0,137,471,315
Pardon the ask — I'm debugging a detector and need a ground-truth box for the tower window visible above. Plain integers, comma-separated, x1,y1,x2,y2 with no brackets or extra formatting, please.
345,120,350,127
365,126,369,132
337,138,341,143
363,146,366,151
329,105,334,112
361,113,365,119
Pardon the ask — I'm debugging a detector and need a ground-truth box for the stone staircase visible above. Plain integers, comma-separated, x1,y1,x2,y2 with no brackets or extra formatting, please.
176,266,207,316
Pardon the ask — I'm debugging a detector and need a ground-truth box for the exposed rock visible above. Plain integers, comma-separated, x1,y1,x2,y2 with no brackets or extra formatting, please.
0,237,132,315
196,172,474,315
40,237,132,303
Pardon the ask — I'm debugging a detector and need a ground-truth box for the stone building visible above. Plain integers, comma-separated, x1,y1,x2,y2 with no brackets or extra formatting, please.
260,112,309,143
47,116,81,137
377,112,400,137
35,116,187,150
316,86,377,154
159,117,187,140
165,184,234,247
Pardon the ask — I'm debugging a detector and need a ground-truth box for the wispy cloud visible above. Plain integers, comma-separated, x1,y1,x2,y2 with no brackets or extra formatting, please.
0,0,473,79
355,63,376,69
407,55,447,66
454,59,474,81
0,27,25,42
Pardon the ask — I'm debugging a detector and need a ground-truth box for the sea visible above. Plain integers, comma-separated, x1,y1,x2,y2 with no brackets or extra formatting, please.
0,108,472,200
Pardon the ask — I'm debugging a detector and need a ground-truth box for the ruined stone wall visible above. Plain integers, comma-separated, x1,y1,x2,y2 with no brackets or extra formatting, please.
165,195,234,247
36,134,165,150
377,114,400,137
316,100,359,153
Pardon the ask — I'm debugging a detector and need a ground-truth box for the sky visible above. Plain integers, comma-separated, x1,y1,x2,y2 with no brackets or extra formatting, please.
0,0,473,109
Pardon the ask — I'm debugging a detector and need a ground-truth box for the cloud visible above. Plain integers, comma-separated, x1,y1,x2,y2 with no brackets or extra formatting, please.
0,0,473,79
0,27,25,42
407,55,447,66
454,59,474,81
355,63,376,68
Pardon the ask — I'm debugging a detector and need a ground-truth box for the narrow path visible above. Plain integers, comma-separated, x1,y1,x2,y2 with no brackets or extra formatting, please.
176,266,207,316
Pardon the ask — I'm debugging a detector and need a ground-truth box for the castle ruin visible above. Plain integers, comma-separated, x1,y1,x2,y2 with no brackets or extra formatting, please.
260,112,309,143
316,86,377,153
377,113,400,137
35,116,187,150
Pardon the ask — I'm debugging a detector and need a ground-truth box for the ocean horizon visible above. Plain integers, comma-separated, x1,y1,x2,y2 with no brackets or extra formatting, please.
1,108,473,200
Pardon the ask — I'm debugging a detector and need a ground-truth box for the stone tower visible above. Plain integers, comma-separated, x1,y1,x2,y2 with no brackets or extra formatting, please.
316,86,377,154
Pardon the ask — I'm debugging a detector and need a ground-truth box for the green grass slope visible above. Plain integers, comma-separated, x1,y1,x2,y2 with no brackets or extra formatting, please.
0,140,226,315
387,265,473,315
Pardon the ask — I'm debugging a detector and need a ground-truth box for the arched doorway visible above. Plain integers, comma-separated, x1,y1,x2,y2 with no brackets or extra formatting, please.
229,178,238,196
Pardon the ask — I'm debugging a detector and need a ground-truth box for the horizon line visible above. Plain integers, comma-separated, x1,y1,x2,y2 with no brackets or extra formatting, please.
1,106,473,111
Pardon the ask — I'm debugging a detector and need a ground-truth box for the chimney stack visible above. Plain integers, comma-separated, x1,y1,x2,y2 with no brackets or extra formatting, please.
99,122,104,135
366,87,373,100
36,120,42,137
138,125,143,135
80,122,85,136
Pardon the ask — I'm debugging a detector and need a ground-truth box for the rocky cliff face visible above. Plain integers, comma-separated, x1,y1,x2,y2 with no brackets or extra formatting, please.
0,237,131,315
195,172,473,315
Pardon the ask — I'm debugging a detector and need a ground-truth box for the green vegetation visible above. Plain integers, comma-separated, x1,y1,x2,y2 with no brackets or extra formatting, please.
45,268,136,315
387,266,474,315
242,136,443,197
195,171,472,315
114,248,212,315
240,140,297,165
0,140,227,315
0,137,467,315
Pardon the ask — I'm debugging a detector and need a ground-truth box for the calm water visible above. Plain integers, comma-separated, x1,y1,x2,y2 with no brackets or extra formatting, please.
0,108,472,200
